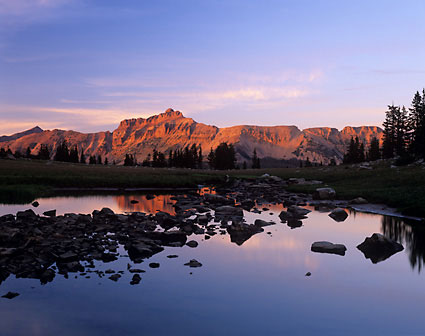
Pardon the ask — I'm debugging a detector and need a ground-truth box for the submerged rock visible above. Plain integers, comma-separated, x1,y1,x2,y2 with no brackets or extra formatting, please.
186,240,198,248
311,241,347,256
328,208,348,222
357,233,404,264
31,201,39,207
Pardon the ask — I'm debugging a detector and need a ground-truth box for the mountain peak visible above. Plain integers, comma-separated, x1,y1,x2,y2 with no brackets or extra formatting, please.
162,108,183,118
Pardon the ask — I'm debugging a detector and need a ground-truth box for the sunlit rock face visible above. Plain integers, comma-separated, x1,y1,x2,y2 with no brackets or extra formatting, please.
1,108,383,165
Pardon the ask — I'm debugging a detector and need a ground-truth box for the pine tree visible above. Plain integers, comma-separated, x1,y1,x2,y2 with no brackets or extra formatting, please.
367,137,381,161
382,105,397,159
26,147,31,158
198,146,203,169
80,148,86,164
408,90,425,158
37,144,50,160
69,145,79,163
104,157,108,165
252,149,261,169
54,141,70,162
243,161,247,169
207,148,215,169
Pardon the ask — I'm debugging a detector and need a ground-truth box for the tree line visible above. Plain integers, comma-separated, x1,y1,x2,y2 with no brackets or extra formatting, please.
1,140,262,170
343,89,425,165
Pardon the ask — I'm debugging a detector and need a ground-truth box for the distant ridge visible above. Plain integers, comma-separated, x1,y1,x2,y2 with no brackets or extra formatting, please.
0,126,43,143
1,109,383,165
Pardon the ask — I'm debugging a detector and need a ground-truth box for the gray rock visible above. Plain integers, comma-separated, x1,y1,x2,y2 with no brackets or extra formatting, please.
311,241,347,256
149,262,160,268
186,240,198,248
254,219,273,227
108,274,121,282
130,274,141,285
328,208,348,222
313,187,336,200
184,259,202,268
357,233,404,264
215,206,243,217
349,197,368,205
32,201,39,207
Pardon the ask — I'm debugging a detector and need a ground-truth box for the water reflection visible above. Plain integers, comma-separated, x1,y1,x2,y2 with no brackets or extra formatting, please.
381,216,425,272
115,195,176,215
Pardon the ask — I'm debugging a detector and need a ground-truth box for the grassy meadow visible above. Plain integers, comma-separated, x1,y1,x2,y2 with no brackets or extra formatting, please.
1,158,424,217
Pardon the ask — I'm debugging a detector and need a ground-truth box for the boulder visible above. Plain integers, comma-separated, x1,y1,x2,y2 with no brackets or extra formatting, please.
31,201,39,207
313,188,336,200
2,292,19,299
357,233,404,263
311,241,347,256
204,194,234,205
130,274,141,285
328,208,348,222
287,205,311,219
16,209,37,220
227,223,263,246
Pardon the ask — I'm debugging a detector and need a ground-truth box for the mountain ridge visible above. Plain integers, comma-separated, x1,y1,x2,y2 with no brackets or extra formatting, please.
1,109,383,165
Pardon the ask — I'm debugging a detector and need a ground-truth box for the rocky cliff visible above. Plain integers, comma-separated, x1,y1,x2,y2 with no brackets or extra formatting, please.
1,108,383,165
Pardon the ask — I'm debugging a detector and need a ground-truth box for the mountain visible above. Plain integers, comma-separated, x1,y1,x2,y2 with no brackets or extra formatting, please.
0,126,43,143
0,109,383,165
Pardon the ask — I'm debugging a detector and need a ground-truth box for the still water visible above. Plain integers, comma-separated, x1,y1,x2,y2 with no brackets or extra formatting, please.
0,194,425,336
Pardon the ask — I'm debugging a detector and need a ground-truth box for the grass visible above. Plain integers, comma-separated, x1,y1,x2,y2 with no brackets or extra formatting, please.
1,158,425,217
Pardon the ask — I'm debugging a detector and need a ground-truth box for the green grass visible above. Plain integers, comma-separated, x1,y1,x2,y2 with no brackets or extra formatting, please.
1,159,424,217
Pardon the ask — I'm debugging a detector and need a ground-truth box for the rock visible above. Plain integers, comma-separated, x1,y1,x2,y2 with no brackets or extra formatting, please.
16,209,37,220
2,292,19,299
186,240,198,248
227,223,263,246
305,272,311,277
254,219,273,227
184,259,202,268
287,205,311,219
167,255,178,258
146,194,155,200
215,206,243,218
32,201,39,207
149,262,160,268
40,269,55,284
127,241,164,260
241,199,255,210
204,194,234,205
311,241,347,256
328,208,348,222
130,274,141,285
43,209,56,217
288,178,305,184
129,269,145,273
108,274,121,282
357,233,404,263
287,219,302,229
313,187,336,200
58,251,78,262
349,197,368,205
130,200,139,204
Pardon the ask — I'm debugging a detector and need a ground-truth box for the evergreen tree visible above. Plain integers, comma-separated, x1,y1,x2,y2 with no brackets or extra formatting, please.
54,141,70,162
408,90,425,158
242,161,247,169
382,105,397,158
37,144,50,160
252,149,261,169
69,145,79,163
97,155,102,165
210,143,236,170
207,148,215,169
25,147,31,158
0,148,6,158
89,155,96,164
14,150,22,158
305,157,312,167
104,157,108,165
367,137,381,161
80,148,86,164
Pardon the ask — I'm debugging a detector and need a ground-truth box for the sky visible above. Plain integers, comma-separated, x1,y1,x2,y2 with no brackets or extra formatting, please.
1,0,425,135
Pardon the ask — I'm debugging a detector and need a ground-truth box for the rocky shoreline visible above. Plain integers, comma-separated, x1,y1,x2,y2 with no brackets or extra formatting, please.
0,175,408,297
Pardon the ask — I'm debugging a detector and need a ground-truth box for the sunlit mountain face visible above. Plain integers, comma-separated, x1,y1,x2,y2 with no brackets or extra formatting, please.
0,109,383,165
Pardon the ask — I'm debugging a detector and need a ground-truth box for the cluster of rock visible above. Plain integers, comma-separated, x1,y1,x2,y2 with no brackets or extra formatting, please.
0,174,406,298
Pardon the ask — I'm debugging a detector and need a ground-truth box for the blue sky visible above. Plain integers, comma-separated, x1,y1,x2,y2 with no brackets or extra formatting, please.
1,0,425,134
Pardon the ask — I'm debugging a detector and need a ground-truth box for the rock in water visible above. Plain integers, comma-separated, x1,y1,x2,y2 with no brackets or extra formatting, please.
149,262,160,268
130,274,141,285
32,201,39,207
184,259,202,268
313,188,336,200
186,240,198,248
43,209,56,217
2,292,19,299
328,208,348,222
357,233,404,264
311,241,347,256
349,197,368,205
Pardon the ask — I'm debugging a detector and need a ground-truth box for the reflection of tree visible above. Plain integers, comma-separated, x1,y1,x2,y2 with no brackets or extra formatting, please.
381,216,425,272
115,195,176,215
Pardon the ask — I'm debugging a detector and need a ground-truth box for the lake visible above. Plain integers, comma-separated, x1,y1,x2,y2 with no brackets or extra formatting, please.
0,193,424,336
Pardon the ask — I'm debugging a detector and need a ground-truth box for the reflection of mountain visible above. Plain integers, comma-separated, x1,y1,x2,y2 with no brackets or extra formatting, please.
115,195,175,215
381,216,425,272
